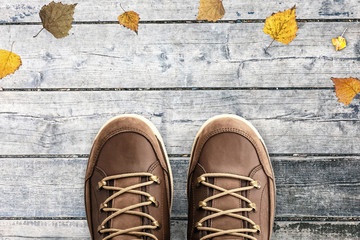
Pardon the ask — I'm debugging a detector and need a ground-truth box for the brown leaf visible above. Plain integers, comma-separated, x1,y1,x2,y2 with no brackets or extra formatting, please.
331,77,360,105
263,5,298,53
118,11,140,34
35,1,77,38
196,0,225,22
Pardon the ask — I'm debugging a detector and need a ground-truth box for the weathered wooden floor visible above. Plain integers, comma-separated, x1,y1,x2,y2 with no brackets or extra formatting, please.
0,0,359,239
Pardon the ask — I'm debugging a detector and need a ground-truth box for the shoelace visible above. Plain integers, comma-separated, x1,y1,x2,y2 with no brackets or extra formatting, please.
97,172,161,240
196,173,261,240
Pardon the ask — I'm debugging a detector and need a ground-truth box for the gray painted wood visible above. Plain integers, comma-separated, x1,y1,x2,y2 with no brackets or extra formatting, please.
1,0,358,238
0,90,359,155
0,23,359,88
0,157,359,218
273,221,360,240
0,0,359,22
0,220,359,239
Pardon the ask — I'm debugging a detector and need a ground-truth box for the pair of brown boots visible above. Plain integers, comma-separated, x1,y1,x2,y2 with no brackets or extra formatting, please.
85,114,276,240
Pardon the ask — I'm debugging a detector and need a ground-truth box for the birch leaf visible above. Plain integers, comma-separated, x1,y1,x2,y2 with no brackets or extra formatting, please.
0,44,22,79
332,36,346,51
196,0,225,22
263,5,298,53
118,11,140,34
35,1,77,38
331,77,360,105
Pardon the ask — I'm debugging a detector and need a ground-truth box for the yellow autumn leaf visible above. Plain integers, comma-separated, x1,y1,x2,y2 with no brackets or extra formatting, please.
35,1,77,39
332,36,346,51
0,44,22,79
196,0,225,22
118,11,140,34
331,77,360,105
263,5,298,53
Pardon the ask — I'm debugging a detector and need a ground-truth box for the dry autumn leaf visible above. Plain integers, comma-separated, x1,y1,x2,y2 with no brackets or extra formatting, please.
0,43,22,79
332,28,347,51
263,5,298,53
196,0,225,22
331,77,360,105
118,5,140,34
332,36,346,51
34,1,77,38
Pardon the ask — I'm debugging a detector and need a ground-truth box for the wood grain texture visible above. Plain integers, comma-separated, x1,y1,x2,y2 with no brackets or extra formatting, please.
273,221,360,240
0,23,359,88
0,0,359,22
0,220,359,239
0,90,359,155
1,0,358,238
1,157,359,218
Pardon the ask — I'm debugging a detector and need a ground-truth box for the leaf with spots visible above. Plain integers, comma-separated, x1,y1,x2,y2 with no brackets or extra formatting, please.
331,77,360,105
118,5,140,34
0,43,22,79
34,1,77,39
196,0,225,22
263,5,298,53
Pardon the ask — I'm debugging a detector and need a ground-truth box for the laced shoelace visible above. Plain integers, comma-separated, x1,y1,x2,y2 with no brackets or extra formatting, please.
97,172,161,240
195,173,262,240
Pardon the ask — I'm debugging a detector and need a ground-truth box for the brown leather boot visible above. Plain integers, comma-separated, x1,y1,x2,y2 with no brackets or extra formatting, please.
187,114,276,240
85,114,173,240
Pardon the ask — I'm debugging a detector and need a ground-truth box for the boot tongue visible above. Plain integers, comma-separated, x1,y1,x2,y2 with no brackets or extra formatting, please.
211,177,246,240
111,177,143,240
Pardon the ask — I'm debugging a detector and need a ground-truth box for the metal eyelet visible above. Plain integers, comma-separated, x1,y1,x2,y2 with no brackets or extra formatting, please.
196,222,203,228
248,202,256,212
97,225,105,232
149,175,160,184
100,203,108,211
197,176,206,186
253,224,261,233
98,180,107,189
250,180,261,189
198,201,207,208
148,196,159,207
152,220,161,229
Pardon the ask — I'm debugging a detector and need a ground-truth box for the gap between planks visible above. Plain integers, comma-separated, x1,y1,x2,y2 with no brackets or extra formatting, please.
1,0,360,22
0,19,359,26
0,87,336,91
0,220,358,240
1,153,360,158
0,216,359,222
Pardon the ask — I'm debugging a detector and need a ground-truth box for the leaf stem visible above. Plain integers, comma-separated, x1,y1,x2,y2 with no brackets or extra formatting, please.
341,28,348,37
10,41,15,52
33,27,44,38
120,3,126,13
265,39,275,54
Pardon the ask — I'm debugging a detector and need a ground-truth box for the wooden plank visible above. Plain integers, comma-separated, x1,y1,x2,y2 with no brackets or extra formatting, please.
0,23,359,88
0,220,92,239
0,0,359,22
273,156,360,217
0,220,358,239
0,157,359,218
0,90,359,155
273,221,360,240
